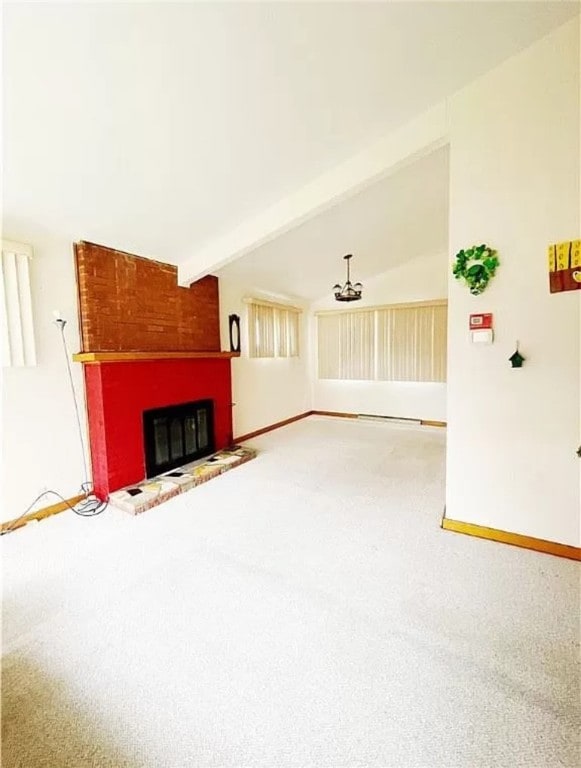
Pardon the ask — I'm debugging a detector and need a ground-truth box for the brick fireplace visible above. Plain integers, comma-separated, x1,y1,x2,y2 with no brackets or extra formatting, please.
84,357,234,499
73,241,239,500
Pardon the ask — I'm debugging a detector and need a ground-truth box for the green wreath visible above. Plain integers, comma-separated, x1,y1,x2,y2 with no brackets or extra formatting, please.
452,244,499,295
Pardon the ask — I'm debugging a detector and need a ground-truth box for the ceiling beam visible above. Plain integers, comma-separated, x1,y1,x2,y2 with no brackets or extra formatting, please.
178,102,449,286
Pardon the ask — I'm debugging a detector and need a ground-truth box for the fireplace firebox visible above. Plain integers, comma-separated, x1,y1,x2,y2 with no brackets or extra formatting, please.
143,399,215,477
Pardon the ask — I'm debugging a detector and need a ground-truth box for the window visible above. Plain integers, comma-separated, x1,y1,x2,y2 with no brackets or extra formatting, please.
246,298,301,359
317,300,447,382
317,311,375,380
1,240,36,367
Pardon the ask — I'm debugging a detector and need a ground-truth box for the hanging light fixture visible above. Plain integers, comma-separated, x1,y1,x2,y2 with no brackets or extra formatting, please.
332,254,363,302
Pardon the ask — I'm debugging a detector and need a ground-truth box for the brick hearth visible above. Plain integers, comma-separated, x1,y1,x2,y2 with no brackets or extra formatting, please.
108,445,257,515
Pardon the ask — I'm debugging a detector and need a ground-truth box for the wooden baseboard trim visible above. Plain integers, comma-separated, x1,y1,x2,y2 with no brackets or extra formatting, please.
235,412,313,442
1,493,87,535
234,410,446,443
310,410,358,419
441,517,581,561
312,411,446,427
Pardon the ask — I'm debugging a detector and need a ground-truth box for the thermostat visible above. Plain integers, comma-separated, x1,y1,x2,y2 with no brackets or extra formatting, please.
471,329,494,344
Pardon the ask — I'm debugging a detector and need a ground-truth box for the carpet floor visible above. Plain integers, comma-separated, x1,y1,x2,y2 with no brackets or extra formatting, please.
1,416,579,767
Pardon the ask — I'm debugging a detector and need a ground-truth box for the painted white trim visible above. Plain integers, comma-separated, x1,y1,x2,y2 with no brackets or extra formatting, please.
314,299,447,316
1,240,33,258
242,297,303,313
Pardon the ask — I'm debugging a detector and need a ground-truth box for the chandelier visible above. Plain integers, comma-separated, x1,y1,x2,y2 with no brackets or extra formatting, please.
333,254,363,302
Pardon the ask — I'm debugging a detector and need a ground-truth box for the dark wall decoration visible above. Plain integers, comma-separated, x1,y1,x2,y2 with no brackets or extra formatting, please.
228,314,241,353
509,342,525,368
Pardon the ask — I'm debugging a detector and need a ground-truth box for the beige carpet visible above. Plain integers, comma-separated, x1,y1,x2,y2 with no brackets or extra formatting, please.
2,416,579,767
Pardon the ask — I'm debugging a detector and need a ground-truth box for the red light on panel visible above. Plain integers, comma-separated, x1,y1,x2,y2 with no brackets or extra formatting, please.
469,313,493,330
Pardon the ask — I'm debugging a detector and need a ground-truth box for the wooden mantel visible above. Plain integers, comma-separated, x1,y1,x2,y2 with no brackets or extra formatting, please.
73,351,240,364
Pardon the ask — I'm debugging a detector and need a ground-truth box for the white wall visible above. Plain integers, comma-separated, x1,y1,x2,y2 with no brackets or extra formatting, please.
218,279,311,438
1,228,89,523
310,251,448,421
0,242,312,522
446,18,580,546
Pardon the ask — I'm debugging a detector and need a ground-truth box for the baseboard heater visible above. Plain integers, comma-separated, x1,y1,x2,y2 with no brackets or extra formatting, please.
357,414,421,425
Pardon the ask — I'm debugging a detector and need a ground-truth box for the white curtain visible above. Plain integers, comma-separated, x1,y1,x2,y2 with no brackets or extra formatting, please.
248,303,275,358
376,304,447,382
1,241,36,367
318,302,447,382
247,300,301,359
318,311,375,380
288,310,300,357
276,309,289,357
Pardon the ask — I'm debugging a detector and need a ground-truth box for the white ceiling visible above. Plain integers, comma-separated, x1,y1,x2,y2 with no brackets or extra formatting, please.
3,2,579,271
216,145,449,300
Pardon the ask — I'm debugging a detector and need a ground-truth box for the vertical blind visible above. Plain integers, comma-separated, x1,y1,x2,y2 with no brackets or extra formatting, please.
317,301,447,382
1,240,36,367
247,299,301,359
318,311,375,379
248,303,276,357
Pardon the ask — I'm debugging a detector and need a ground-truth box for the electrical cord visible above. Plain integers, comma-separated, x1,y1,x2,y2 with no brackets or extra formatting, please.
77,482,109,516
57,316,91,489
0,487,107,535
1,317,108,536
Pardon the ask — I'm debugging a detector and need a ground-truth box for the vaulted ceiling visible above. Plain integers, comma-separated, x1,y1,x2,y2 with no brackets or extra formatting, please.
216,144,449,300
3,1,579,288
